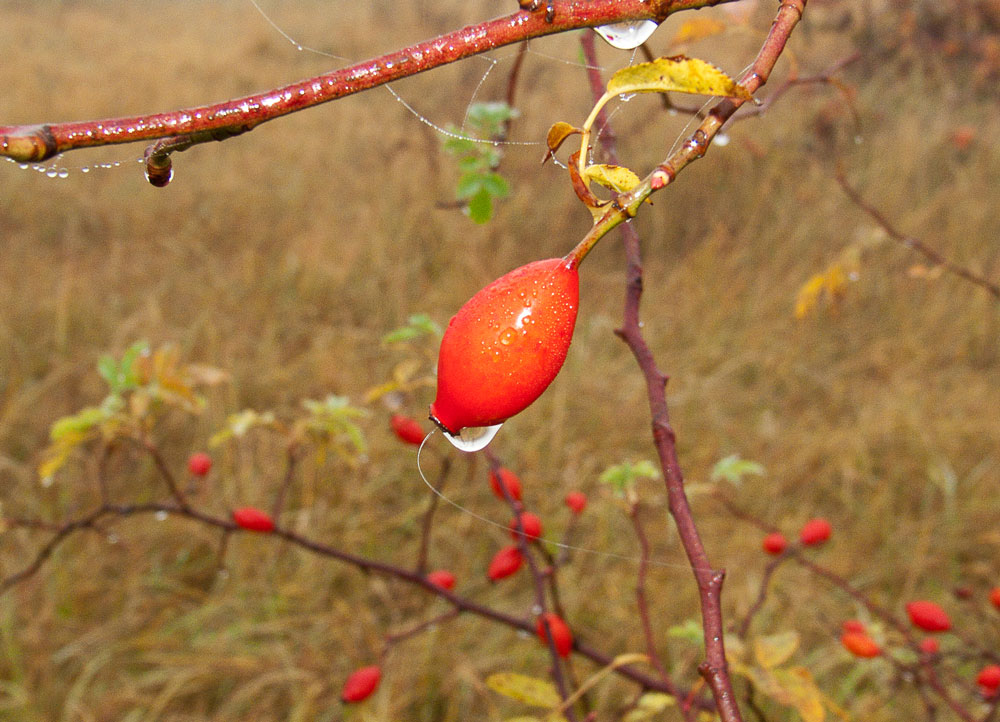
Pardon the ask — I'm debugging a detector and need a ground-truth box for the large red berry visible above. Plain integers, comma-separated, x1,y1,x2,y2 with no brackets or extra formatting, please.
341,665,381,703
426,569,456,590
489,468,523,501
841,631,881,658
990,587,1000,611
187,452,212,476
390,414,426,445
905,600,951,632
799,518,832,546
564,491,587,514
536,612,573,657
762,532,788,555
430,258,579,440
977,665,1000,691
487,545,524,581
232,507,275,532
509,512,543,541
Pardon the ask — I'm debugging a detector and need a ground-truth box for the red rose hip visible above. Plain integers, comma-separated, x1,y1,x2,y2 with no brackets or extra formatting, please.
231,507,275,532
799,518,832,546
564,491,587,514
489,467,523,502
508,511,543,541
762,532,788,555
426,569,456,590
430,258,579,451
187,452,212,476
905,600,951,632
390,414,426,445
487,545,524,581
536,612,573,657
341,665,381,702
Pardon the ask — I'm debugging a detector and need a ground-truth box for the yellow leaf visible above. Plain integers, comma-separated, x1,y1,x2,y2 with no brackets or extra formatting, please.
771,667,826,722
754,630,800,669
545,121,581,160
670,18,727,46
606,56,751,100
624,692,677,721
794,273,826,319
582,164,642,193
486,673,561,709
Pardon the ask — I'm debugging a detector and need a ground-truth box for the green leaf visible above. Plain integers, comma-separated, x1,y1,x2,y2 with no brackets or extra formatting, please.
599,459,659,493
481,172,510,198
710,454,765,485
667,619,704,646
606,56,752,100
382,313,441,344
458,156,487,173
624,692,676,721
467,187,493,224
455,173,484,199
486,673,560,708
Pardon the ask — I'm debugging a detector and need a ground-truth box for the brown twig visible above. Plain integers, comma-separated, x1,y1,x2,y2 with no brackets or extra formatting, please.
835,168,1000,300
416,455,452,574
270,442,301,521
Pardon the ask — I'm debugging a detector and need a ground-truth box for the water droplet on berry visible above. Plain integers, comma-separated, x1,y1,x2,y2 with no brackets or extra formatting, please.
441,423,503,452
595,20,659,50
155,510,168,521
499,328,517,345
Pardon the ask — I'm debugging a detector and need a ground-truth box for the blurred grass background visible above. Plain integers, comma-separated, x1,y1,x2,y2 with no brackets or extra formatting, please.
1,0,998,719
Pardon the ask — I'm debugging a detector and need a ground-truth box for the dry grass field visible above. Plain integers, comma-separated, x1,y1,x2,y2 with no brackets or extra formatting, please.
1,0,998,720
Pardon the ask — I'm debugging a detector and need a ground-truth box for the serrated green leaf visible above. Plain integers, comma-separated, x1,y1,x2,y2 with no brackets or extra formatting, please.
486,673,560,708
467,187,493,224
599,459,660,493
710,454,765,485
607,56,751,99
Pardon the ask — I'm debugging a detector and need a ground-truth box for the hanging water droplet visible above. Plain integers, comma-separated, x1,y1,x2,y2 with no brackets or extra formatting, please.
57,169,69,179
155,510,168,521
441,423,503,452
107,533,119,544
80,166,90,173
531,603,543,615
595,20,659,50
714,133,730,147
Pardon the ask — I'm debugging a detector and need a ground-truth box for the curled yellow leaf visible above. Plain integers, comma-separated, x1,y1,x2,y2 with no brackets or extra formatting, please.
607,56,751,100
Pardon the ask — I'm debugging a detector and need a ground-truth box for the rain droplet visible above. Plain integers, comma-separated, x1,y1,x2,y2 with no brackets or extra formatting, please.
531,604,543,615
155,510,168,521
442,423,503,452
498,328,518,345
45,169,58,178
854,135,863,145
57,169,69,179
107,533,119,544
595,20,659,50
714,133,730,147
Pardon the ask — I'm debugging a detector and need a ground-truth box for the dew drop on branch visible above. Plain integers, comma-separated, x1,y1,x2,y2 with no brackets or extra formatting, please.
594,20,659,50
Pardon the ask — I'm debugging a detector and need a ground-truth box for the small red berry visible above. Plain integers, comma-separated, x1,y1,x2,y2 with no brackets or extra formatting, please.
564,491,588,514
762,532,788,555
187,452,212,476
390,414,426,445
341,665,381,703
977,665,1000,691
489,468,523,502
799,518,832,546
905,600,951,632
841,631,881,658
487,545,524,581
990,587,1000,611
231,507,275,532
430,258,580,442
842,619,866,634
509,512,543,541
535,612,573,657
918,637,940,655
426,569,456,590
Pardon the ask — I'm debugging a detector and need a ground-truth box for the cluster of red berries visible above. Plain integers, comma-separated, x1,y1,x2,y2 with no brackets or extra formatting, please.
760,517,832,555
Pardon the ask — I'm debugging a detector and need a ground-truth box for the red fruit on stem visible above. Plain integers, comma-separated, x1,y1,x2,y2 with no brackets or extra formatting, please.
430,258,580,449
509,511,543,541
799,518,832,546
341,665,382,703
231,507,275,533
487,545,524,581
536,612,573,658
905,600,951,632
187,452,212,476
390,414,426,446
426,569,456,590
564,491,587,514
841,631,881,658
489,468,523,502
841,619,866,634
990,586,1000,611
918,637,940,655
762,532,788,555
978,665,1000,691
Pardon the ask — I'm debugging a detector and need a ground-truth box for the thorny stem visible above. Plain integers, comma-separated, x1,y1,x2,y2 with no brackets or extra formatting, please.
0,0,738,165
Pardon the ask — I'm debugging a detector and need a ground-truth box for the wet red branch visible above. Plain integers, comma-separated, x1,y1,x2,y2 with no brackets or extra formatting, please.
0,0,737,164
